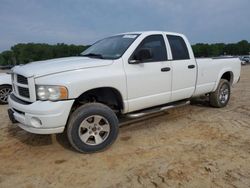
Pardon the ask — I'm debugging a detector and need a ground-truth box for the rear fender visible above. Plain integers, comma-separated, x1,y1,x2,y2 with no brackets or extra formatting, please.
213,68,233,91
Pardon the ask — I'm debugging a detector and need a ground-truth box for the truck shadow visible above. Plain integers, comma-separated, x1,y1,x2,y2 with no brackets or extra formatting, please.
6,123,76,152
7,124,53,146
190,97,211,107
55,132,76,152
6,123,75,151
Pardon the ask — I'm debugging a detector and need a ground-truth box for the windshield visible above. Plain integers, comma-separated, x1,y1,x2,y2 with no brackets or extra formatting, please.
81,34,139,59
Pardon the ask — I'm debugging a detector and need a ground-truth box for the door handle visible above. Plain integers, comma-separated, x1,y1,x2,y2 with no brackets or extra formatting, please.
161,67,171,72
188,65,195,69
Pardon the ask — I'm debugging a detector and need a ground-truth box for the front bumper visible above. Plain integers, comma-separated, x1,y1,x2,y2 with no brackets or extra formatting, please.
8,94,74,134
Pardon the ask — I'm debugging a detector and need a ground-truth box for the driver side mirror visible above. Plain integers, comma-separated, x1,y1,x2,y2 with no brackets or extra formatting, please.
129,48,153,64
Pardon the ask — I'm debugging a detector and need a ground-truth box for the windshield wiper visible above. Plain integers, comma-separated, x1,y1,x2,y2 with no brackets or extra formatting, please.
81,53,104,59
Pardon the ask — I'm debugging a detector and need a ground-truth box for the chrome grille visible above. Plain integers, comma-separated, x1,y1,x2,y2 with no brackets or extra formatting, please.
17,75,28,84
12,73,32,101
18,87,30,98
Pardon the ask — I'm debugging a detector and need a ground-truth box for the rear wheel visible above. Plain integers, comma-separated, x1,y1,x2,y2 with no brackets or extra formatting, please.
209,79,230,108
0,85,12,104
67,103,119,153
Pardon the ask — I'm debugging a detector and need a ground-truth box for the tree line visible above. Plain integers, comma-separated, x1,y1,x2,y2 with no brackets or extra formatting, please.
0,43,89,66
0,40,250,65
192,40,250,57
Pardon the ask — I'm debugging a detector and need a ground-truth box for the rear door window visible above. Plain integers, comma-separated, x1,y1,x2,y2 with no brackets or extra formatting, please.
167,35,190,60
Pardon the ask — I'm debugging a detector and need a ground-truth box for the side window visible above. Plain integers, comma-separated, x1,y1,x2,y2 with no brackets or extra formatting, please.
167,35,190,60
132,35,167,62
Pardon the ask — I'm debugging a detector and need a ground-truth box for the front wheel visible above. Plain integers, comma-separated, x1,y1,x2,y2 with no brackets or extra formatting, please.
67,103,119,153
209,79,231,108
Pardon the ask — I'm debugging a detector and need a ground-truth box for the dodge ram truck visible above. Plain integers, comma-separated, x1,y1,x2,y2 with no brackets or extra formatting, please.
8,31,241,153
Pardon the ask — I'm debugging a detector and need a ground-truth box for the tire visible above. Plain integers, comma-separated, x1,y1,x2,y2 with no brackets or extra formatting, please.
0,85,12,105
67,103,119,153
209,79,231,108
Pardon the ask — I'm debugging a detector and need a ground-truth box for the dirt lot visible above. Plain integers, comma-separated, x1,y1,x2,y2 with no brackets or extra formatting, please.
0,66,250,188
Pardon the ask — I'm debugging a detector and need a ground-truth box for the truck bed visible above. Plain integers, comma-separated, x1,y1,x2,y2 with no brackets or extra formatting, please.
193,57,241,96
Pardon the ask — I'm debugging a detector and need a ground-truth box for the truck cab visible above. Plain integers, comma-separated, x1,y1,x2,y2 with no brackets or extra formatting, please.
122,32,197,112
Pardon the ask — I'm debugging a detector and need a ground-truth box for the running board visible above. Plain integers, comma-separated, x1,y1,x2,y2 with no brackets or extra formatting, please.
126,100,190,119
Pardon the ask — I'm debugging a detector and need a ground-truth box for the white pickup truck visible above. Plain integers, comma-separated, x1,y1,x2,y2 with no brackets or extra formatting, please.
8,31,241,153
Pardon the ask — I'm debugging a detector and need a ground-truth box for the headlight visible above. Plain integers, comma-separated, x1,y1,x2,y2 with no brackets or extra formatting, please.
36,85,68,101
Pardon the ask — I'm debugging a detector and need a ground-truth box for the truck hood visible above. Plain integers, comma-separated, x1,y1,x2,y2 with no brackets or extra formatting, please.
12,57,113,77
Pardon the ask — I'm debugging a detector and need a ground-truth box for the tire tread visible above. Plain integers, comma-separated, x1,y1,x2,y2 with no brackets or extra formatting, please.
209,79,230,108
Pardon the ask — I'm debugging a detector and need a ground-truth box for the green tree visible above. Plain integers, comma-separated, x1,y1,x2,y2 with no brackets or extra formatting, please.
192,40,250,57
1,50,14,65
0,43,88,65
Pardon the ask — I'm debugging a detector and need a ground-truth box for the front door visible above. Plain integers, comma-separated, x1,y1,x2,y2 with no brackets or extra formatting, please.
124,34,172,112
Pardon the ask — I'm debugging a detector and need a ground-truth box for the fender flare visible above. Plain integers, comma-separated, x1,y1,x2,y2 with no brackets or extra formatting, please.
213,68,233,91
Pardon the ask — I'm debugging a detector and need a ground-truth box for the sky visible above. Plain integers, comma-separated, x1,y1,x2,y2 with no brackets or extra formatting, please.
0,0,250,52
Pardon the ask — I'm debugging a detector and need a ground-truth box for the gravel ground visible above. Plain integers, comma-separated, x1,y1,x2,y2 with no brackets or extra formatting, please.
0,66,250,188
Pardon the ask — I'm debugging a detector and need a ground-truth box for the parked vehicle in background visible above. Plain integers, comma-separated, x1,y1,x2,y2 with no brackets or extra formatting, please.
0,65,14,70
0,73,12,104
8,31,241,153
240,56,250,65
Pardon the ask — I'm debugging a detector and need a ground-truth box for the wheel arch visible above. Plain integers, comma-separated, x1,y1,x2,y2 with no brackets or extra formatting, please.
221,71,234,85
213,69,234,91
0,84,12,87
71,87,124,113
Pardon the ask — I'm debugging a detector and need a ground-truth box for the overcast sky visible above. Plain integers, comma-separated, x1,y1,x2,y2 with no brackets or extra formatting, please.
0,0,249,52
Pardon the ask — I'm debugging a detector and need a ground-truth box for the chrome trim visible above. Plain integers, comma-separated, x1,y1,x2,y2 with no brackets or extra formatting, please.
126,100,190,118
28,77,36,102
12,73,36,102
13,81,29,88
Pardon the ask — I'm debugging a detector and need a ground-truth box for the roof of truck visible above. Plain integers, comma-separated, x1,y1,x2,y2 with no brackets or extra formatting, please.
120,31,184,36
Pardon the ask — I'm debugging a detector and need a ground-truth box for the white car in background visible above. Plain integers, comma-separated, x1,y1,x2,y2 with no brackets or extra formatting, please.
0,73,12,104
240,56,250,65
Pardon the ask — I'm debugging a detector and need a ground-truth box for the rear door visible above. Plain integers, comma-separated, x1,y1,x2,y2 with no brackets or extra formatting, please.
167,35,197,101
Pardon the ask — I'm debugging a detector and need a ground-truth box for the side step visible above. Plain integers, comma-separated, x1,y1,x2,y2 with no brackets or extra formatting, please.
125,100,190,119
